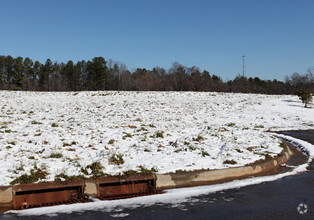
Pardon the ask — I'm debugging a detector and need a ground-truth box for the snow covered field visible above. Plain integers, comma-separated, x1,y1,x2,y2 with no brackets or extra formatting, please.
6,134,314,217
0,91,313,185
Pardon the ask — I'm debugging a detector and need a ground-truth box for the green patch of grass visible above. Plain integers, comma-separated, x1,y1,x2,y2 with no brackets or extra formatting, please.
49,153,63,159
81,162,106,178
254,151,273,159
123,165,158,176
265,153,272,159
188,146,197,151
200,149,210,157
279,142,286,149
10,168,48,185
227,123,236,127
63,141,77,147
254,125,264,129
137,127,148,132
193,135,204,142
108,139,115,145
109,154,125,165
122,169,139,176
31,120,42,125
55,173,84,182
122,133,133,140
154,131,164,138
51,123,59,127
235,149,243,153
184,141,190,146
36,149,45,154
16,164,24,171
138,165,158,174
279,142,287,155
174,148,183,153
223,159,237,165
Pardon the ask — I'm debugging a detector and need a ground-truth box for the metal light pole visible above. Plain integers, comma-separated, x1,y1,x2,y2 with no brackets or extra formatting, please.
242,55,246,76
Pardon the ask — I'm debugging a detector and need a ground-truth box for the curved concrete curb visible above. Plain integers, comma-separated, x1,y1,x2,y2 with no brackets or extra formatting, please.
156,144,292,190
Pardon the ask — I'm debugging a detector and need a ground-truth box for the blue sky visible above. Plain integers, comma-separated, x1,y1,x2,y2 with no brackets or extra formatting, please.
1,0,314,81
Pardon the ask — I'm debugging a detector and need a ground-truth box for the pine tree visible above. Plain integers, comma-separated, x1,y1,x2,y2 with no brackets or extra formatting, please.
12,56,24,90
297,90,313,108
87,57,107,90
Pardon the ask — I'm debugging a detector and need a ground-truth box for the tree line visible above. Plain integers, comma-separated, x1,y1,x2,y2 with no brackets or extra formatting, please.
0,55,313,94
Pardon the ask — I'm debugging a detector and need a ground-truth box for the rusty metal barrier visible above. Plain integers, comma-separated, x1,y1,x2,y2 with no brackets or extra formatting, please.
12,180,88,210
96,174,162,200
10,174,162,210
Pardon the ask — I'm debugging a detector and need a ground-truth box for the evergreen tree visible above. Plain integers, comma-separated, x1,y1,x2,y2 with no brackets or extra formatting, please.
87,57,107,90
76,60,88,90
23,57,34,78
12,56,24,90
297,90,313,108
61,60,80,91
41,59,54,90
0,56,5,89
5,56,14,89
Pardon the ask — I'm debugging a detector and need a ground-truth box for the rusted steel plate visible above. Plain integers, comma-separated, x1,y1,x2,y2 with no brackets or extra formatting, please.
96,174,160,200
14,189,78,209
98,182,152,197
12,181,85,210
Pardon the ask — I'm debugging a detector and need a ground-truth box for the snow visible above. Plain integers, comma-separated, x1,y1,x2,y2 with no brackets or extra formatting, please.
273,134,314,161
0,91,313,185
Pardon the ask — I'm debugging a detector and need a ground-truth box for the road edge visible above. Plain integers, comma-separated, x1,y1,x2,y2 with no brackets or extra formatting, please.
156,143,292,190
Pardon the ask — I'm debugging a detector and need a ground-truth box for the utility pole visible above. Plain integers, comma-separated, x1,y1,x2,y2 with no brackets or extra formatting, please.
242,55,246,76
